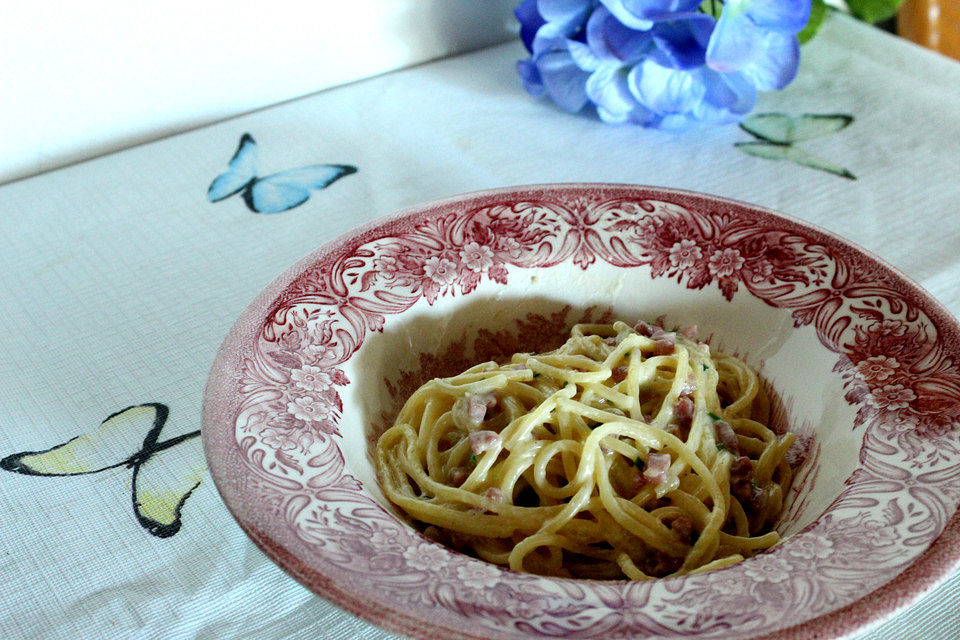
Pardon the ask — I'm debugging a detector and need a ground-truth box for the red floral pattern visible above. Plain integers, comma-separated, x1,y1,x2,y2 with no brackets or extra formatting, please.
205,186,960,640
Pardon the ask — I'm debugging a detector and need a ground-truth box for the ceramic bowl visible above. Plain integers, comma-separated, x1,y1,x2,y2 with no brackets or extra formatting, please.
203,184,960,639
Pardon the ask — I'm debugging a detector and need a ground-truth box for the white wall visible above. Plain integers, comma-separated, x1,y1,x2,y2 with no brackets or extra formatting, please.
0,1,517,185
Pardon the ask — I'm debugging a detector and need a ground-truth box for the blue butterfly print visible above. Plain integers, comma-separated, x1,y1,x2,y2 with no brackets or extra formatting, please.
208,133,357,213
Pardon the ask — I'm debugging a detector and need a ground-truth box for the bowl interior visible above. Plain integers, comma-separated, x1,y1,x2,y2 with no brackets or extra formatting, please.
344,260,850,539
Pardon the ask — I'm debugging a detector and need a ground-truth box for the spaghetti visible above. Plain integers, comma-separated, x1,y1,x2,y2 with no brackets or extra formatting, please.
376,320,796,580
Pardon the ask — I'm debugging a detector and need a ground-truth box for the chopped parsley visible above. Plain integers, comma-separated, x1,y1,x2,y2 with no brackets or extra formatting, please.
716,443,727,452
702,363,709,371
469,453,478,464
633,456,645,470
708,411,722,421
533,372,541,378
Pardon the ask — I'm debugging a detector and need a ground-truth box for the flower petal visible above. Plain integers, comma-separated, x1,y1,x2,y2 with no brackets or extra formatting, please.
745,0,811,34
649,15,713,69
597,104,661,125
587,63,635,119
693,69,757,123
568,39,603,72
615,0,702,21
628,61,705,114
537,50,591,112
538,0,593,24
738,31,800,91
587,6,655,63
588,64,661,125
598,0,654,30
515,0,545,53
533,20,580,54
705,8,764,73
517,59,545,97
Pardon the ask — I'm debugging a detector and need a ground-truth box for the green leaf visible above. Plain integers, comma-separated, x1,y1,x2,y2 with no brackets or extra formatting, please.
847,0,905,23
741,113,854,144
633,456,645,470
698,0,723,19
708,411,722,421
735,141,857,180
798,0,827,44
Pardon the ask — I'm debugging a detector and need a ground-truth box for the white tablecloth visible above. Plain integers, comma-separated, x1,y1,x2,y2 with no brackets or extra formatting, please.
1,12,958,640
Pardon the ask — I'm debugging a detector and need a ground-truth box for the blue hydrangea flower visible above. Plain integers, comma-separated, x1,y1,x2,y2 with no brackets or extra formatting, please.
515,0,811,128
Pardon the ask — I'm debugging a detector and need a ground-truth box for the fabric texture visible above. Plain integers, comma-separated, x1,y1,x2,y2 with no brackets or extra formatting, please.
0,12,958,640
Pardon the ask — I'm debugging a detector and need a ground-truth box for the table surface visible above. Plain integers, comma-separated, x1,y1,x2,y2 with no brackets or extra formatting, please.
1,12,959,640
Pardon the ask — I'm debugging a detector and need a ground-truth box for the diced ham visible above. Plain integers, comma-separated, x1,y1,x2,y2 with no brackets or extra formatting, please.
729,455,762,509
636,320,676,354
681,325,698,340
730,455,753,480
611,365,629,383
484,487,504,502
654,333,676,356
714,420,740,454
643,453,672,484
673,396,694,430
454,392,498,428
670,515,695,541
629,468,648,493
467,398,486,424
469,430,501,455
734,480,766,513
452,398,473,428
635,320,659,337
603,336,618,346
471,392,497,420
447,466,469,487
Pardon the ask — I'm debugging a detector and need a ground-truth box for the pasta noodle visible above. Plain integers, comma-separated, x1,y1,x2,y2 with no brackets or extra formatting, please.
375,320,796,580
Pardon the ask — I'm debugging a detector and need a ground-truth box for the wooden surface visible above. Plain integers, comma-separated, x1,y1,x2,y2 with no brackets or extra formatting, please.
898,0,960,60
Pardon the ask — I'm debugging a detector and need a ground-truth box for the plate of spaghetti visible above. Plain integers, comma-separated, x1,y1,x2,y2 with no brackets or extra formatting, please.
203,184,960,640
378,321,797,580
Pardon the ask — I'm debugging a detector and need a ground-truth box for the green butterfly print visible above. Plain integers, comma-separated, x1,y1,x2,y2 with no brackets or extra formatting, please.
1,403,205,538
735,113,856,180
